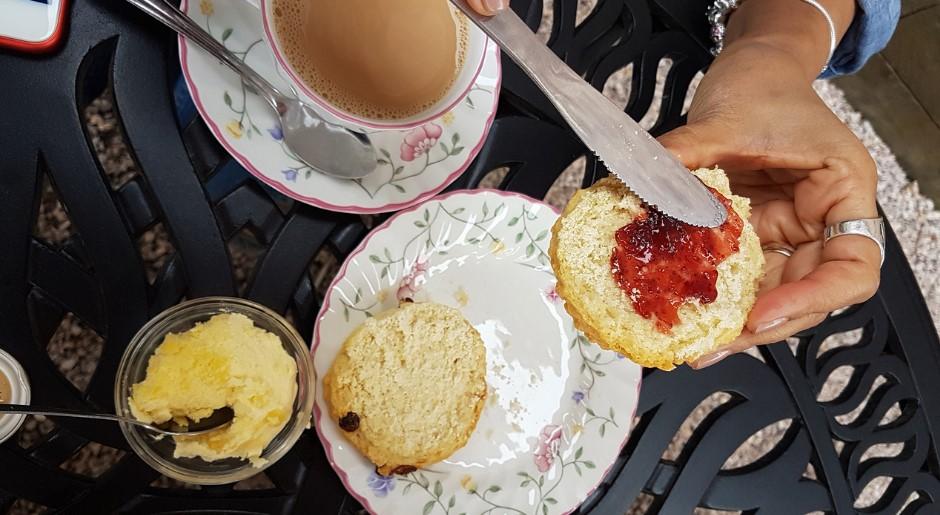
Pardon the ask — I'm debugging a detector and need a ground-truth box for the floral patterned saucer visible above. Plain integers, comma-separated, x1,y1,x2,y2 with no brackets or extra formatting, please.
313,190,642,515
179,0,501,214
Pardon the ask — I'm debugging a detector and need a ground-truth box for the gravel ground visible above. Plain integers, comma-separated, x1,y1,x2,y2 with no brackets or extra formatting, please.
10,2,939,512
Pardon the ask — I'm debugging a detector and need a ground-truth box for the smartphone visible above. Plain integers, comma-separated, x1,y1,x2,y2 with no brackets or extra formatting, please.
0,0,69,53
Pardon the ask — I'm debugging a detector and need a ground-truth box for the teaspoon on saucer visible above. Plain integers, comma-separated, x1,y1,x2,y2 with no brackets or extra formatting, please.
0,404,235,437
126,0,378,180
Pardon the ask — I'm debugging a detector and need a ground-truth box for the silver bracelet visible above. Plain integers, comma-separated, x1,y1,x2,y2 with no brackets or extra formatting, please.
707,0,838,73
706,0,741,56
801,0,838,74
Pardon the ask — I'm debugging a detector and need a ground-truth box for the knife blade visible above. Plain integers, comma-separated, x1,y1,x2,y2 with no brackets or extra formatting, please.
450,0,727,228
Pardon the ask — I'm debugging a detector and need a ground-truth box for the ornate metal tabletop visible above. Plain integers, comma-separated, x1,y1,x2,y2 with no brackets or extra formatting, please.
1,0,938,513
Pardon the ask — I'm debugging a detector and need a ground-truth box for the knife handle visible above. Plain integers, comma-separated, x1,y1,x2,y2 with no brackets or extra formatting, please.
449,1,622,134
448,0,651,163
448,0,727,227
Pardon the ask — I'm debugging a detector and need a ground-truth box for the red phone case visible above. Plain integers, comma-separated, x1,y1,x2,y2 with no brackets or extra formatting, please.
0,0,69,53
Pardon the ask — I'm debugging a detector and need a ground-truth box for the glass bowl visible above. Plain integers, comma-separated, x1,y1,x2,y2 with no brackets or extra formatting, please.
115,297,313,485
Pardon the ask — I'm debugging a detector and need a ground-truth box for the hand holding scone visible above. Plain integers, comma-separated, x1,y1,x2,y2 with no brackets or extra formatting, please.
658,42,881,367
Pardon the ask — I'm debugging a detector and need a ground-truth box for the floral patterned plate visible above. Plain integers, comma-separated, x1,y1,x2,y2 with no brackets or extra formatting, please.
313,190,642,514
179,0,501,213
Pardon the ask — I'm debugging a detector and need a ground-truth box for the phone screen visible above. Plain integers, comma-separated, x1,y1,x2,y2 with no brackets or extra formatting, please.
0,0,61,44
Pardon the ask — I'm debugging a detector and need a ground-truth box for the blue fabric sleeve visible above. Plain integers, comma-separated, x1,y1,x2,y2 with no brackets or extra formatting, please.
820,0,901,78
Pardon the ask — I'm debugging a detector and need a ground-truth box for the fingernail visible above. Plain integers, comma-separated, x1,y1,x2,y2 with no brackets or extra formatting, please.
754,317,789,334
690,349,731,369
484,0,509,12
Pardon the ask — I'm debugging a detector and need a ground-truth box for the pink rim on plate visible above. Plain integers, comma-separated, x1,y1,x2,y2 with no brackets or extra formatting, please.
311,189,642,515
177,0,502,214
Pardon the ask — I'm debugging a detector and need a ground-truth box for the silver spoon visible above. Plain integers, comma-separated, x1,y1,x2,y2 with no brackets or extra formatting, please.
126,0,377,180
0,404,235,437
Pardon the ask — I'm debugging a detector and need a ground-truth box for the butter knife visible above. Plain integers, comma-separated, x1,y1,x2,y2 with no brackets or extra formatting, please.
450,1,727,227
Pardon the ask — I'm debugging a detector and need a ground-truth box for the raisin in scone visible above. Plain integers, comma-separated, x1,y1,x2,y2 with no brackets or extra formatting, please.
549,167,764,370
324,302,487,475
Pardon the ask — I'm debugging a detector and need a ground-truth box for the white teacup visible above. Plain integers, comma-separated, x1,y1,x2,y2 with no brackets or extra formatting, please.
245,0,489,131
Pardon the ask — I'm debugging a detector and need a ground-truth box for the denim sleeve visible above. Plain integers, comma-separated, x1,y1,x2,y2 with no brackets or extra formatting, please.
820,0,901,78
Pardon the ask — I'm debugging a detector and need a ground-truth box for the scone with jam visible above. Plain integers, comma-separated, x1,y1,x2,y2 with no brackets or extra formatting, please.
549,167,764,370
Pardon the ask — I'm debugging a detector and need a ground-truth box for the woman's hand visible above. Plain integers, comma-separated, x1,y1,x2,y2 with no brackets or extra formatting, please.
466,0,508,16
658,41,882,368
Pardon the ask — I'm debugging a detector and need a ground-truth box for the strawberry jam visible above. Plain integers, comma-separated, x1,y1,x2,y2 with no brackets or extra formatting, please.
610,189,743,333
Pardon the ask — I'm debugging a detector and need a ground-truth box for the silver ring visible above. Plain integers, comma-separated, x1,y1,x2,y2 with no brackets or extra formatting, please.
762,244,795,258
824,218,885,267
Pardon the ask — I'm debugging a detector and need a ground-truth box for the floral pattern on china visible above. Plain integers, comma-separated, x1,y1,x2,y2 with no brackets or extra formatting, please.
313,190,642,514
179,0,501,213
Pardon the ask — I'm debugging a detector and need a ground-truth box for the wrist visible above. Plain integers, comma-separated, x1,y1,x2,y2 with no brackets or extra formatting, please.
721,36,822,83
717,39,817,85
721,0,855,82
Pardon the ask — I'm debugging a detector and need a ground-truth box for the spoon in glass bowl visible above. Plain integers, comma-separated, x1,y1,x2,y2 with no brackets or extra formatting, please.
0,404,235,437
126,0,377,180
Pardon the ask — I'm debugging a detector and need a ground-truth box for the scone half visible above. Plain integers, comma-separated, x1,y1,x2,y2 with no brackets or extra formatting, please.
549,167,764,370
323,302,487,475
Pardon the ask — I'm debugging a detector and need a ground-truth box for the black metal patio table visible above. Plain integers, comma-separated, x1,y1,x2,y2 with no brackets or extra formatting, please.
1,0,939,513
